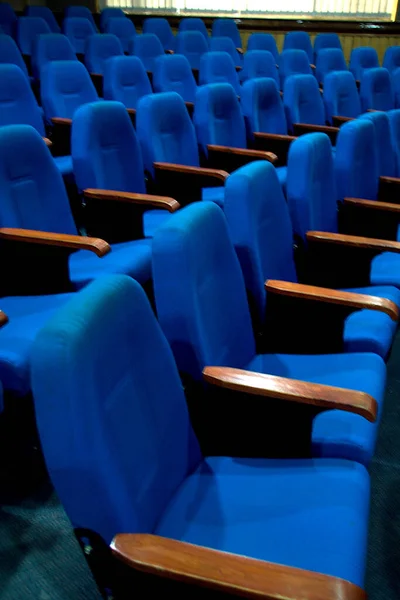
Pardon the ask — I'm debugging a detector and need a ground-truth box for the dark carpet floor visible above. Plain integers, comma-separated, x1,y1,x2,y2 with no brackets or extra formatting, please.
1,333,400,599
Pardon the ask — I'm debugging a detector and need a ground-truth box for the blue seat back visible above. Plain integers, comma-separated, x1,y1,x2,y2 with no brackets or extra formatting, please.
32,33,77,80
0,33,29,79
41,60,98,120
313,33,342,61
0,2,16,37
103,55,152,108
152,54,196,103
0,63,44,134
136,91,199,176
63,17,96,55
100,8,125,32
143,17,175,51
241,50,279,86
247,33,279,61
85,34,123,75
199,51,240,95
387,109,400,176
323,71,361,124
104,17,136,53
360,67,394,112
153,202,256,380
31,274,202,545
349,47,379,81
279,49,312,89
392,67,400,108
284,74,325,131
335,119,379,201
0,124,76,233
315,48,347,84
178,17,208,41
359,111,397,177
25,6,60,33
225,161,297,325
286,133,338,240
241,77,287,138
212,18,241,49
175,31,208,70
72,100,146,195
64,6,97,31
383,46,400,74
194,82,246,156
209,36,242,67
130,33,164,72
283,31,313,63
17,16,51,55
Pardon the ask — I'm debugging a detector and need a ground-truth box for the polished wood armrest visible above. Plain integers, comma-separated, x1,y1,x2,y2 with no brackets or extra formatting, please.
235,65,242,72
207,144,277,164
111,533,367,600
306,230,400,254
83,189,180,212
380,175,400,186
344,197,400,214
310,63,316,69
51,117,72,126
367,108,381,112
43,137,52,148
154,161,229,182
0,311,9,327
126,108,136,116
185,101,194,110
165,49,174,54
332,115,355,127
236,47,244,54
293,123,339,135
254,132,296,142
0,228,110,257
265,279,397,321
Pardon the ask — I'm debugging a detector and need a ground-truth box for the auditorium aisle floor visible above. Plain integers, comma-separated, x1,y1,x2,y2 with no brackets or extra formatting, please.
1,332,400,600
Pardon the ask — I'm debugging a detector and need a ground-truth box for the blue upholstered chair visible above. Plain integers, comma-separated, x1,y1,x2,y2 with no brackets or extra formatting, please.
152,54,196,110
315,48,347,85
241,50,279,85
142,17,175,51
349,46,379,81
359,111,397,177
359,67,394,111
323,71,361,125
104,17,136,53
278,49,312,89
198,51,241,95
209,36,242,67
62,16,96,55
212,18,242,49
31,33,77,80
313,33,342,62
175,30,208,71
99,7,125,32
17,16,50,56
25,5,60,33
247,33,279,61
387,109,400,174
85,33,123,76
31,272,372,597
129,33,164,73
0,33,31,82
64,5,97,31
103,55,152,121
0,2,16,37
178,17,208,41
383,46,400,74
283,31,313,63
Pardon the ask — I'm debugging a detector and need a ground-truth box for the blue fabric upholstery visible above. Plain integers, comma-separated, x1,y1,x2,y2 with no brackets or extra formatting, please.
383,46,400,74
99,8,125,32
63,17,96,55
64,6,97,31
152,54,196,102
85,34,123,76
25,6,60,33
349,47,379,81
313,33,342,61
199,52,241,95
129,33,164,72
104,17,136,53
0,2,16,37
392,68,400,108
143,17,175,51
315,48,347,84
0,34,29,80
178,17,209,41
212,19,242,49
209,36,242,67
360,67,394,112
284,74,325,132
0,124,152,288
103,55,151,108
323,71,361,124
241,50,279,85
32,33,77,80
152,201,387,465
241,77,287,139
359,111,397,177
278,49,312,89
247,33,279,61
41,60,98,120
387,109,400,175
283,31,313,63
175,30,208,70
17,16,50,55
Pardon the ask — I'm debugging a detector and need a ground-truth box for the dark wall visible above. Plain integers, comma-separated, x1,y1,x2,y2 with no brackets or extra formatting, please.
45,0,96,11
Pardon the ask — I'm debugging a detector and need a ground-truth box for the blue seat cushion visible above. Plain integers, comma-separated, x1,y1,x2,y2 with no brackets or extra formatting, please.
245,352,386,465
370,251,400,288
143,209,173,238
156,455,369,586
343,308,396,359
202,186,225,207
69,239,152,289
0,293,73,396
276,165,287,193
54,155,73,177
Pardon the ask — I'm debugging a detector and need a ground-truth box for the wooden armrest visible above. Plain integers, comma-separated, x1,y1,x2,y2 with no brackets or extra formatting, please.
332,115,355,127
236,47,244,54
235,65,242,72
90,72,102,78
126,108,136,116
265,279,398,321
344,197,400,214
83,189,180,212
51,117,72,126
380,176,400,186
165,49,174,54
185,101,194,109
0,228,110,257
293,123,339,135
254,132,296,142
154,162,229,182
0,311,9,327
207,144,277,164
204,366,377,422
43,137,52,148
111,534,366,600
367,108,381,112
306,230,400,254
310,63,316,69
